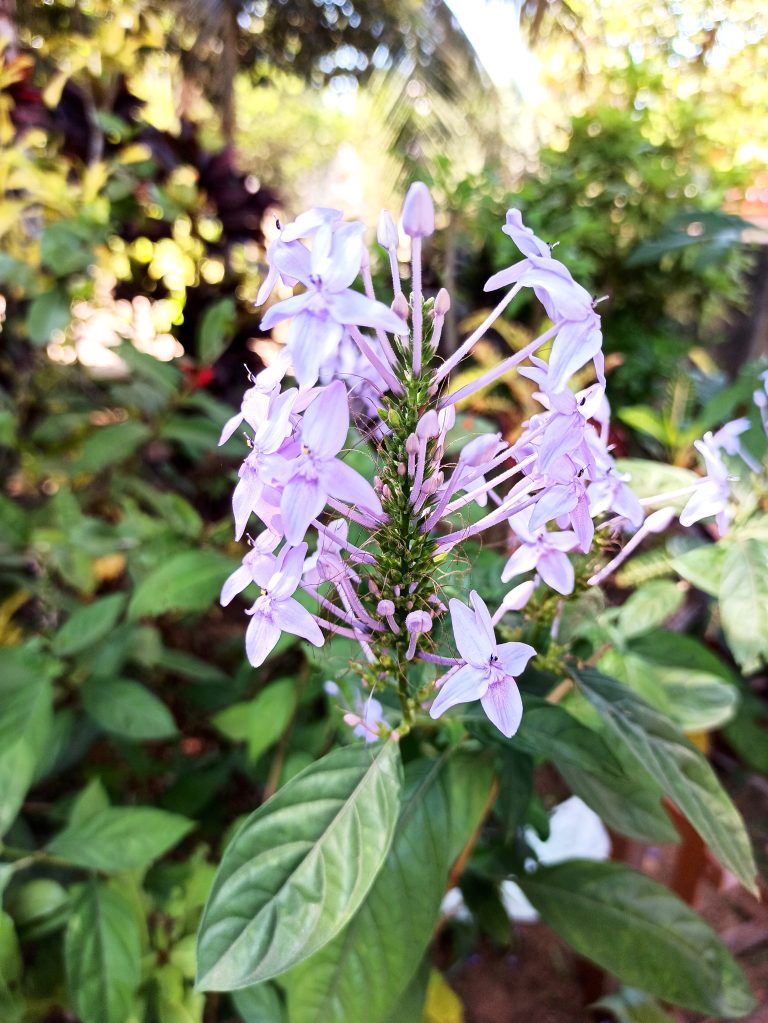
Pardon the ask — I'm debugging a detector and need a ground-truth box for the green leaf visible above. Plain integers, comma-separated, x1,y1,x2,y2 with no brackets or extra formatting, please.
213,679,296,761
26,288,70,346
232,984,285,1023
521,861,754,1017
617,581,683,639
49,807,193,871
724,692,768,773
198,297,236,365
65,882,141,1023
381,958,430,1023
615,459,697,507
40,221,100,276
129,550,237,618
196,741,403,991
52,593,127,657
82,678,178,740
598,649,737,732
0,646,54,836
719,538,768,672
595,987,678,1023
70,778,110,826
283,752,494,1023
75,421,151,473
0,644,59,746
671,542,728,597
574,668,757,893
616,406,668,445
516,701,676,843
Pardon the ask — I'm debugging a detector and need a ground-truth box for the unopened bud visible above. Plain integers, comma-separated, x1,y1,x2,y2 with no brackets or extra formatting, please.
392,292,409,322
405,609,432,634
377,209,399,250
397,462,406,476
405,434,419,455
416,409,439,440
433,287,451,317
422,472,443,496
377,599,395,616
402,181,435,238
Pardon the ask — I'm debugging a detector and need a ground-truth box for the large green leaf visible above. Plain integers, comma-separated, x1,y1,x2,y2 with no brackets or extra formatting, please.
129,550,237,618
598,649,737,732
65,882,141,1023
671,542,728,597
196,741,403,991
515,702,676,843
231,983,285,1023
0,646,55,836
521,861,754,1017
719,537,768,672
52,593,127,657
283,752,494,1023
82,678,178,740
616,581,683,639
574,668,757,893
49,807,193,871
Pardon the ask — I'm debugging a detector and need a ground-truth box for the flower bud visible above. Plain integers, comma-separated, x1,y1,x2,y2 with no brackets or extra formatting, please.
377,209,399,250
406,610,432,635
433,287,451,317
416,409,439,440
377,599,395,616
392,292,409,322
402,181,435,238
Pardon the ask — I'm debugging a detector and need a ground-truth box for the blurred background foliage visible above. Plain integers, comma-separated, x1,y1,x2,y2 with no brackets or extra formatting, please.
1,1,768,1021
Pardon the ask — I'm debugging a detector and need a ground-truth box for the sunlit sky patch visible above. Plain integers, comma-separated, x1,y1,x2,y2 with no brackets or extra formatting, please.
444,0,544,101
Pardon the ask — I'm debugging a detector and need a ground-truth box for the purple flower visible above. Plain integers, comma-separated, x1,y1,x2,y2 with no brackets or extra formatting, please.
529,385,604,474
451,432,505,507
711,418,760,473
303,519,353,585
501,209,551,258
260,222,407,386
588,467,644,528
256,208,342,306
429,591,535,737
220,530,282,606
503,508,578,595
680,433,733,535
486,214,603,392
231,388,298,540
529,456,594,552
275,380,382,544
244,543,324,666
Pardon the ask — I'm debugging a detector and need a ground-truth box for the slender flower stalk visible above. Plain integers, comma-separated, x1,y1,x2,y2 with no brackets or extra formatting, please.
433,285,523,385
438,324,560,409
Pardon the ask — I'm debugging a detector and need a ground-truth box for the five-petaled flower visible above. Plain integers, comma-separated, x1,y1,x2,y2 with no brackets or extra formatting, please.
429,591,536,737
